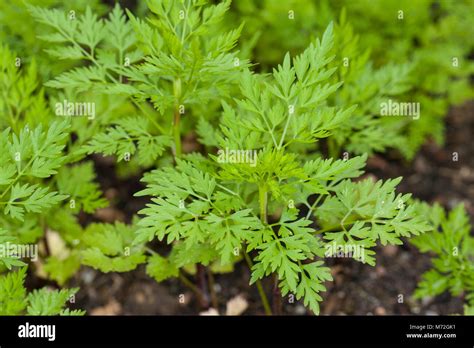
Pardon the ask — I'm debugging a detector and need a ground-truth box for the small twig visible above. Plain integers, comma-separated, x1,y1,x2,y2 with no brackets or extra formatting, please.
272,274,282,315
243,250,272,315
178,270,203,300
196,264,210,309
41,217,51,258
145,247,204,302
207,267,219,309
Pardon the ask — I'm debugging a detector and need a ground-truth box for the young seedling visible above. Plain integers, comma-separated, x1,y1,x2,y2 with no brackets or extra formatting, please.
411,203,474,315
135,24,430,314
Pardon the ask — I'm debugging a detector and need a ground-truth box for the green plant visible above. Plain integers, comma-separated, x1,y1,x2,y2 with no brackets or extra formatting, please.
0,118,88,314
0,120,69,226
229,0,474,159
134,24,430,314
0,0,469,317
28,0,248,163
20,0,250,308
323,11,413,157
0,43,106,311
411,203,474,315
332,0,474,159
0,44,51,132
0,267,83,315
0,0,107,80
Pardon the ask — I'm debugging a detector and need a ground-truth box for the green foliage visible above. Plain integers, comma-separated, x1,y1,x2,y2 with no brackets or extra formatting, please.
0,122,69,220
146,253,179,282
0,267,27,314
230,0,474,159
0,0,106,79
318,177,430,266
27,3,141,92
325,13,413,156
26,0,249,169
56,162,108,213
465,292,474,315
83,117,171,167
335,0,474,159
137,24,429,314
81,221,146,273
0,54,106,312
28,3,151,166
0,229,26,270
43,252,82,287
0,267,84,315
411,203,474,313
0,0,468,317
0,44,52,131
126,0,248,112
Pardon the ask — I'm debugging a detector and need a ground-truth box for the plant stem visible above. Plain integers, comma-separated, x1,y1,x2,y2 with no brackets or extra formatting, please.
257,183,282,315
179,270,204,300
145,247,204,301
243,251,272,315
41,217,51,258
196,264,210,309
132,99,165,134
258,184,267,224
207,267,219,309
173,107,182,158
173,78,182,159
327,137,339,159
316,218,374,234
272,274,282,315
258,183,283,315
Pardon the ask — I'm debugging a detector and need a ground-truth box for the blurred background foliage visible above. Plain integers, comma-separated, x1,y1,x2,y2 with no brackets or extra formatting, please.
227,0,474,158
0,0,473,159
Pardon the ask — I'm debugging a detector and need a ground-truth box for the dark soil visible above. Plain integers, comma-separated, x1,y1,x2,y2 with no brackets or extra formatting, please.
68,101,473,316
